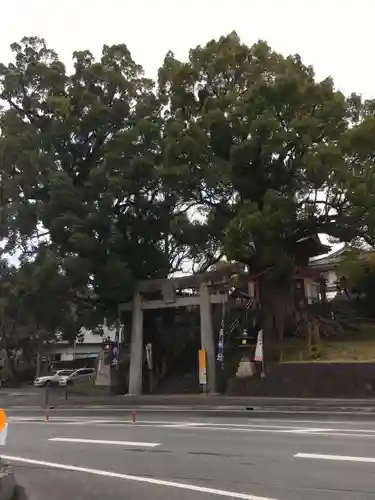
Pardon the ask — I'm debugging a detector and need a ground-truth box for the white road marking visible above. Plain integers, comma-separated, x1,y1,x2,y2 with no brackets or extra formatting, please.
8,417,117,426
141,423,375,440
282,428,331,433
72,420,114,425
295,452,375,464
0,455,277,500
8,392,40,397
161,423,206,428
9,416,97,422
128,425,375,439
8,407,375,421
160,422,303,429
8,407,254,413
261,417,375,426
49,438,160,447
10,416,41,421
9,417,375,439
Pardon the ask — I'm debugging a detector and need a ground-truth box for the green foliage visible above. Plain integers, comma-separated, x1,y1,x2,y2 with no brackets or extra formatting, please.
0,37,214,326
0,38,164,313
159,32,375,274
0,253,93,346
336,249,375,316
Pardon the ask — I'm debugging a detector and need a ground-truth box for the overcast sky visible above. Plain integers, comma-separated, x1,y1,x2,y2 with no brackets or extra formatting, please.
2,0,374,99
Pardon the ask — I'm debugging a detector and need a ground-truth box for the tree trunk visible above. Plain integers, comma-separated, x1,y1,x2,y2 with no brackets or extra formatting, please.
35,347,42,379
259,273,295,362
3,348,18,385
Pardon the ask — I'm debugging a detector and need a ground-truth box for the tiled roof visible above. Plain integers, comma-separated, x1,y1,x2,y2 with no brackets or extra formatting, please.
309,244,347,268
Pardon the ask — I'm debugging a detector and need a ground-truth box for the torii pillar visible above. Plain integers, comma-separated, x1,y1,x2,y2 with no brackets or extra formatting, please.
128,293,143,395
199,282,217,393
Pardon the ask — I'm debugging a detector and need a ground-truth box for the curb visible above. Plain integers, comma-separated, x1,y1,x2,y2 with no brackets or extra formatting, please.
0,464,15,500
6,404,375,416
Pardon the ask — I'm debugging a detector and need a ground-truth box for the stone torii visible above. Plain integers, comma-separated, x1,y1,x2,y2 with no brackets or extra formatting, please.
118,265,243,395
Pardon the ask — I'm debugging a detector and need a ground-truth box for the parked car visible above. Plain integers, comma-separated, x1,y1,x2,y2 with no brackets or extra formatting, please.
34,370,74,388
59,368,96,387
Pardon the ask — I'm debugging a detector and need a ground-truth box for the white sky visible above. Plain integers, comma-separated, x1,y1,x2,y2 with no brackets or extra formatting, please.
2,0,374,99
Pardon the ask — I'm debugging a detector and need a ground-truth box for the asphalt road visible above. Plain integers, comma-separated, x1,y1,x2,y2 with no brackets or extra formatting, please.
2,411,375,500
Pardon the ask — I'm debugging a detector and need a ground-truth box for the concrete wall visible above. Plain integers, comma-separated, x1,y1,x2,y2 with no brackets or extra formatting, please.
227,362,375,398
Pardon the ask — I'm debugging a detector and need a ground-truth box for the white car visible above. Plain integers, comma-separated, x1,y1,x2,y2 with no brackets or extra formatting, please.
59,368,95,387
34,370,74,388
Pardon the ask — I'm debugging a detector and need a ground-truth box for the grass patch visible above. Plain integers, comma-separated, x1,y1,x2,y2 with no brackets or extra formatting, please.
278,321,375,363
281,339,375,363
356,323,375,339
68,376,99,395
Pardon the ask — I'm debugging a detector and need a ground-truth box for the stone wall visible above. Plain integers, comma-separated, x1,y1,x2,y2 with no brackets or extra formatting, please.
226,362,375,398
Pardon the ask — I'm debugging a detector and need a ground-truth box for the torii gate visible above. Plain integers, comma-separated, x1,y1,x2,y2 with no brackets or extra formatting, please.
119,265,243,395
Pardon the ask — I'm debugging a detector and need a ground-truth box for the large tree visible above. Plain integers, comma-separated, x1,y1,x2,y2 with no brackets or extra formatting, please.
3,33,375,354
0,37,212,323
158,32,375,344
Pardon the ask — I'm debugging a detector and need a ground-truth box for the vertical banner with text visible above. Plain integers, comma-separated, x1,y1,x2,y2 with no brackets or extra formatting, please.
198,349,207,389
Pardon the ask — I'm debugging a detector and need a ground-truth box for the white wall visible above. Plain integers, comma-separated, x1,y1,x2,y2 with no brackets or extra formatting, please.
327,270,337,288
304,279,321,303
54,344,101,362
321,270,338,300
49,325,118,362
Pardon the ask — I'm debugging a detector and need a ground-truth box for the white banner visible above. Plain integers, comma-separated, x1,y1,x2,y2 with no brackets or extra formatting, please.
254,329,264,362
146,343,153,370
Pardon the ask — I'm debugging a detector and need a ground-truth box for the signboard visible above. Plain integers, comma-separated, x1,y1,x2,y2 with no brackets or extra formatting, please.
198,349,207,386
111,344,119,367
0,409,7,446
146,343,153,370
113,324,120,368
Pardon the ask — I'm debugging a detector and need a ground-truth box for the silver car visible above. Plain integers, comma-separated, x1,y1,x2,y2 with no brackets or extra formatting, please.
34,370,74,387
59,368,95,387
